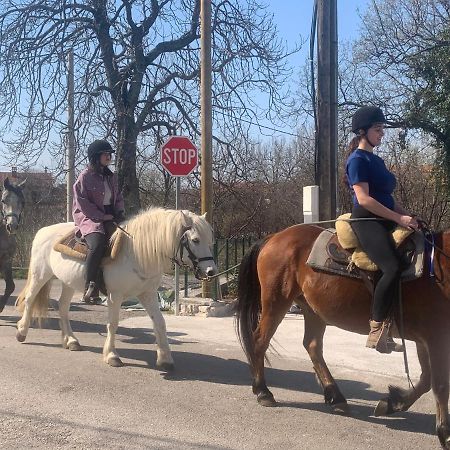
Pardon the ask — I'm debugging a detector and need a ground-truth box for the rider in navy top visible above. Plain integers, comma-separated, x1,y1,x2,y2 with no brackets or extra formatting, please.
347,149,397,210
345,106,419,354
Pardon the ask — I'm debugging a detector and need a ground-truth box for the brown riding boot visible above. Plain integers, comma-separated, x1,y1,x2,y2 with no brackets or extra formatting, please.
366,320,392,354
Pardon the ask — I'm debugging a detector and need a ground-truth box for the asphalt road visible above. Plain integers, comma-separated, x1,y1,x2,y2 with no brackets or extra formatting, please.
0,280,440,449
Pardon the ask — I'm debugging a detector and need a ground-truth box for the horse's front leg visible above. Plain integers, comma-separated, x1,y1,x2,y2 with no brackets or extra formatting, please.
0,260,15,312
138,292,174,372
375,341,431,416
103,292,124,367
58,284,81,351
429,340,450,449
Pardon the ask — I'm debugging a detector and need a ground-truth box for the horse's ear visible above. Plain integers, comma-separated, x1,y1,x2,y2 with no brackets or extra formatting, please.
17,178,27,189
3,177,10,189
180,210,193,228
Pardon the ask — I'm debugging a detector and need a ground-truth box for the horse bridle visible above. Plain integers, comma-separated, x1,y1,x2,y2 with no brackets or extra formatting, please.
1,209,23,225
171,227,215,280
1,186,25,226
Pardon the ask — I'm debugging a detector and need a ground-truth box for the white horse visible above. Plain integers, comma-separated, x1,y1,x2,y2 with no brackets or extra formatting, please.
15,207,217,370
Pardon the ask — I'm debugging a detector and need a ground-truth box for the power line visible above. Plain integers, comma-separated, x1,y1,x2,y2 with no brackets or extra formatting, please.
213,109,313,140
163,92,312,140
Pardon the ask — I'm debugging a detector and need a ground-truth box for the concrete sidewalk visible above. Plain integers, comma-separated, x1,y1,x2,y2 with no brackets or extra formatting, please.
122,314,421,381
2,278,420,381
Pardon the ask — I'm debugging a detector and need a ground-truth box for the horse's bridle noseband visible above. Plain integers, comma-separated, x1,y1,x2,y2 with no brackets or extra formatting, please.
171,227,215,280
1,210,23,225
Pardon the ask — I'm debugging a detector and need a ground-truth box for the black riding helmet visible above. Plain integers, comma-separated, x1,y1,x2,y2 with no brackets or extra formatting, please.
87,140,115,164
352,106,386,134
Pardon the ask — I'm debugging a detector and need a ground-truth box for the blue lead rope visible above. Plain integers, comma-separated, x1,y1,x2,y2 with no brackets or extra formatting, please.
423,228,435,277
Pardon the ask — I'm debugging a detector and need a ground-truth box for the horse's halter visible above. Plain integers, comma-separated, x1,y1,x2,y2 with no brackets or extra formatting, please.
171,226,215,280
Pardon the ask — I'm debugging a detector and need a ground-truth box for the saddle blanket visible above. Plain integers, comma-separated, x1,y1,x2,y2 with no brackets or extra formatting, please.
306,229,424,282
53,228,124,264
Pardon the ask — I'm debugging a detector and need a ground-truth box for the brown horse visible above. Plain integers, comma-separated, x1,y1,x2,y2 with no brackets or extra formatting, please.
235,224,450,449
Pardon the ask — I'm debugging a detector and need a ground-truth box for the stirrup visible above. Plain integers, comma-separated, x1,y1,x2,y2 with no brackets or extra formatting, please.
387,337,404,353
82,281,98,304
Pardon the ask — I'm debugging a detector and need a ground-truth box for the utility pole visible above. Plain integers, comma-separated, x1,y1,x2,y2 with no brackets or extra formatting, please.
200,0,214,298
66,49,75,222
316,0,338,221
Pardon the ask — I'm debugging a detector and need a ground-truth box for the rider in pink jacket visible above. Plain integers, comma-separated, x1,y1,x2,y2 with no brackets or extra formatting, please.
72,140,125,303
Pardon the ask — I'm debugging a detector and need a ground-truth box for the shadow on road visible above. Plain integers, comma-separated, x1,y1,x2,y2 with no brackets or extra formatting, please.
0,298,436,439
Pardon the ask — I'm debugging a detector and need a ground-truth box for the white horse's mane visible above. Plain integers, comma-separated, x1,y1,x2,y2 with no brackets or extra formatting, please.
113,207,213,274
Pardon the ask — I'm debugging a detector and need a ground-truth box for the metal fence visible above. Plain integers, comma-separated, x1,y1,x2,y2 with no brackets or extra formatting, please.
181,235,257,295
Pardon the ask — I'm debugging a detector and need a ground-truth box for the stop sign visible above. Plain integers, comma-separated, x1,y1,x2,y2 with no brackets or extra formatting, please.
160,136,198,176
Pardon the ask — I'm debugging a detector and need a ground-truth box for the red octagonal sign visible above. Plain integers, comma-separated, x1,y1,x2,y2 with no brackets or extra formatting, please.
160,136,198,177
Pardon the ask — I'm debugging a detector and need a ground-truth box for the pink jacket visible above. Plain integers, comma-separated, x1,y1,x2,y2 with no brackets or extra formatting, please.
72,166,125,236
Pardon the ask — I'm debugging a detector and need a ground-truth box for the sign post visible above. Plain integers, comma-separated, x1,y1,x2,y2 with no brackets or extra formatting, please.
160,136,198,315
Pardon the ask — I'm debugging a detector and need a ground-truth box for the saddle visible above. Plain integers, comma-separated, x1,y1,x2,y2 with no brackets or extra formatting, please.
53,228,124,264
306,215,424,283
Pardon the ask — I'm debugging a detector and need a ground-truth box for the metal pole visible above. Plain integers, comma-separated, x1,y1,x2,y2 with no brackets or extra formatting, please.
200,0,214,299
316,0,337,221
66,49,75,222
174,177,181,315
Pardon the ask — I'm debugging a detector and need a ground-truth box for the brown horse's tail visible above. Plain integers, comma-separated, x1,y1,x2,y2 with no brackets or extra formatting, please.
15,266,51,324
235,237,269,367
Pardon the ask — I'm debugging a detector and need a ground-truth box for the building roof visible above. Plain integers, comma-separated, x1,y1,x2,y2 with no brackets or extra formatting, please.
0,167,54,186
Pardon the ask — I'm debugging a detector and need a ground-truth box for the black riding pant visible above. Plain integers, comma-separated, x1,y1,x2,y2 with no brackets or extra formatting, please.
350,205,401,322
84,205,116,288
85,232,107,286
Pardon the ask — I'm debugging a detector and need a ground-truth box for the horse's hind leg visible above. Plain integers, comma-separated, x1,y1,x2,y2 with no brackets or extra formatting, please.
375,341,431,416
138,292,174,372
252,297,292,407
429,343,450,448
302,306,348,414
16,277,51,341
58,284,81,351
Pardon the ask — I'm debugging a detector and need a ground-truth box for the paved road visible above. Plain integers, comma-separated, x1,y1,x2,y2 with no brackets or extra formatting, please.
0,280,439,449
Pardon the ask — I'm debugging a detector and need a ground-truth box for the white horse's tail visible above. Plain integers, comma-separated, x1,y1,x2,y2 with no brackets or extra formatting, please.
15,268,51,321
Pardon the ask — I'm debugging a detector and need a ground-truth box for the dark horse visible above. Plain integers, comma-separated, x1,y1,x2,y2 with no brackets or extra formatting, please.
0,177,25,312
236,224,450,449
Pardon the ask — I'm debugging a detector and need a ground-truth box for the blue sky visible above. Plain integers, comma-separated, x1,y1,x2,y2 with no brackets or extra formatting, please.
268,0,369,63
1,0,370,173
248,0,370,135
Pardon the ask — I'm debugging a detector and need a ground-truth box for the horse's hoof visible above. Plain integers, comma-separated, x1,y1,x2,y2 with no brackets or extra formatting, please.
156,362,175,372
257,392,277,407
437,425,450,449
446,437,450,450
331,401,350,415
108,357,124,367
445,437,450,450
374,397,392,417
68,341,82,351
16,331,26,342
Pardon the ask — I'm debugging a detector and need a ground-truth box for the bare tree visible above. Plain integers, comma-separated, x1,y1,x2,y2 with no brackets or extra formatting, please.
347,0,450,168
0,0,292,213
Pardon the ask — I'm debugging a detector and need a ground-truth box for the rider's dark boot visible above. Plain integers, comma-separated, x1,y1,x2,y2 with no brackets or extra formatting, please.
82,281,102,305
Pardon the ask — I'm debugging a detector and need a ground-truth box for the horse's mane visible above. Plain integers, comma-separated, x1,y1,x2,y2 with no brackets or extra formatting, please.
112,207,213,274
